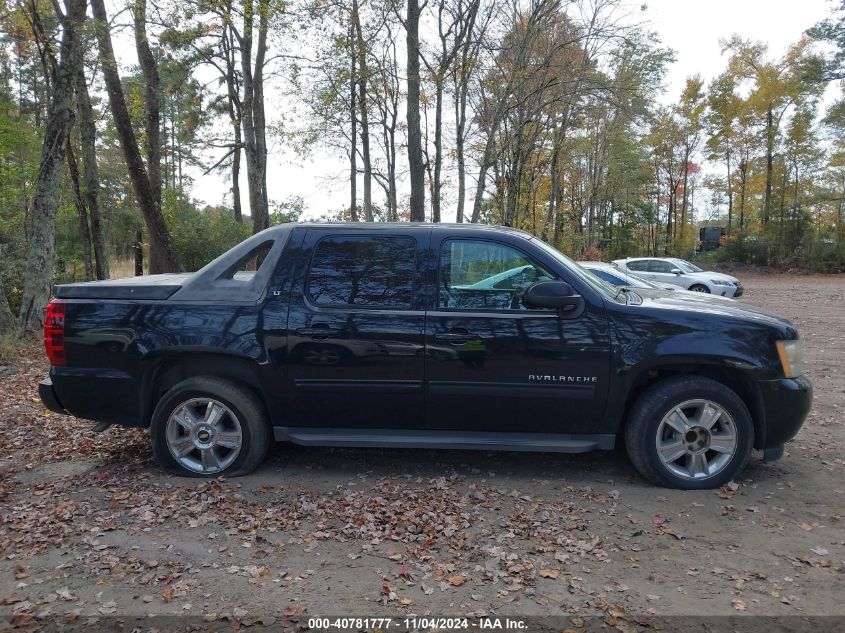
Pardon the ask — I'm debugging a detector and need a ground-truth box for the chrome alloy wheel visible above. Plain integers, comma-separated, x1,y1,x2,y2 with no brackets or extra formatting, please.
655,399,738,481
165,398,243,474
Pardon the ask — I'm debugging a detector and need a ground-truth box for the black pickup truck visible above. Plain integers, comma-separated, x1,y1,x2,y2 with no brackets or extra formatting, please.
39,223,812,489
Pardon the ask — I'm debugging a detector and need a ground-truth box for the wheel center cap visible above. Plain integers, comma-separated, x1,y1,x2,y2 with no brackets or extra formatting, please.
685,426,710,452
195,426,214,446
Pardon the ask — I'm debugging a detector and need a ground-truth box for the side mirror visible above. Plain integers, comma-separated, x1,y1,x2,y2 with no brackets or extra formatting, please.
670,268,682,275
523,281,583,311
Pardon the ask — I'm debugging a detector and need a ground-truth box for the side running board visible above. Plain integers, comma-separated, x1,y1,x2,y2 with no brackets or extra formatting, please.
272,428,615,453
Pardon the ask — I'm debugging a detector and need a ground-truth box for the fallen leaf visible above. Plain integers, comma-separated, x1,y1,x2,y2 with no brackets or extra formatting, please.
731,599,747,611
447,575,466,586
539,569,560,579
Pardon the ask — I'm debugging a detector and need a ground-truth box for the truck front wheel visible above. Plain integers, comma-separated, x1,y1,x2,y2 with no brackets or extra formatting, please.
151,376,271,477
624,376,753,489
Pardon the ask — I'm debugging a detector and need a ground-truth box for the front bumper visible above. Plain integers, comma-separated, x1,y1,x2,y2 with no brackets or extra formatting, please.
758,375,812,449
38,377,67,415
733,284,744,297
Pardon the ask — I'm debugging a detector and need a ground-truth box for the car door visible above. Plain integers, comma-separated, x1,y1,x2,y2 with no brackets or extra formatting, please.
285,229,427,429
424,237,610,434
647,259,683,285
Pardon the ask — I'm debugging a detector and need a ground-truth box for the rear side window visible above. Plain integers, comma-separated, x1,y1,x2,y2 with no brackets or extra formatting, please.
220,240,273,280
592,269,624,286
307,235,416,308
649,260,675,273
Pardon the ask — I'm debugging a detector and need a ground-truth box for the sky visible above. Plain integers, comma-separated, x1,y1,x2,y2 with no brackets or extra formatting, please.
189,0,839,221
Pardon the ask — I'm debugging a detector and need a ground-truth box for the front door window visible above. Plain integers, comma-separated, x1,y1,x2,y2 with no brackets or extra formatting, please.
438,240,554,311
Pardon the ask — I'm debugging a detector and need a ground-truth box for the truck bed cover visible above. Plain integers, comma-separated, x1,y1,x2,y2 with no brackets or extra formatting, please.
55,273,192,300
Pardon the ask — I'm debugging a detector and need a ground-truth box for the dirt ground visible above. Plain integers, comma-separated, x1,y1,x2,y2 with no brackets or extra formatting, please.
1,274,844,630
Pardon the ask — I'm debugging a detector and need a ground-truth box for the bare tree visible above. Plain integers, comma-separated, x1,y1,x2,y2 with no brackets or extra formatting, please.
90,0,181,273
422,0,480,222
352,0,374,221
370,18,402,220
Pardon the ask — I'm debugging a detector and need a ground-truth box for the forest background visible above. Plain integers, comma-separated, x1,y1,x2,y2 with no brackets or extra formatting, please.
2,0,845,336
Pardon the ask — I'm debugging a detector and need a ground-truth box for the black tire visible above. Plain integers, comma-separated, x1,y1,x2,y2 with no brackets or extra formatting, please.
151,376,271,477
624,376,753,489
689,284,710,293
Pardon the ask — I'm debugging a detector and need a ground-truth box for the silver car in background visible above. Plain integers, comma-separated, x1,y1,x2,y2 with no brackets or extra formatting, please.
578,261,685,291
612,257,743,297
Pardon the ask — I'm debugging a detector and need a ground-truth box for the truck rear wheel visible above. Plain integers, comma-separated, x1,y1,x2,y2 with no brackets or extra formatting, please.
151,376,270,477
624,376,753,489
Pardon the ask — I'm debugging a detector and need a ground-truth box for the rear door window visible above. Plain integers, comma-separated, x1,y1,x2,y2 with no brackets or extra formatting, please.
649,260,675,273
307,235,416,308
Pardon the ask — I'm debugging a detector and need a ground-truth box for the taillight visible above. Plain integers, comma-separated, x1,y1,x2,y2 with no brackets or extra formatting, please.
44,299,67,367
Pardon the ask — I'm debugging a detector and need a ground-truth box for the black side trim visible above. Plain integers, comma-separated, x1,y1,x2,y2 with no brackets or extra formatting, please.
273,427,615,453
428,381,594,399
294,379,423,394
38,377,67,415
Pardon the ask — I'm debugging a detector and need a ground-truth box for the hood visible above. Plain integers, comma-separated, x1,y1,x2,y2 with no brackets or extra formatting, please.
688,270,738,283
625,288,796,335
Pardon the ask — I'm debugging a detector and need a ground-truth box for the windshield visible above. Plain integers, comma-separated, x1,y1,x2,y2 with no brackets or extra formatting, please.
530,239,623,302
673,259,703,273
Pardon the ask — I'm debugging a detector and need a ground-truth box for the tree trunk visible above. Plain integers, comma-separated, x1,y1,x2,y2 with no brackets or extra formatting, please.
454,79,467,222
0,247,15,334
134,229,144,276
240,0,270,234
232,124,242,221
66,142,94,280
223,21,243,222
431,80,444,222
544,142,560,240
352,0,373,221
470,133,497,223
349,23,358,221
738,162,747,232
90,0,181,273
18,0,83,331
763,106,773,225
134,0,162,210
681,146,690,232
406,0,425,222
726,149,732,235
252,1,269,230
73,58,108,279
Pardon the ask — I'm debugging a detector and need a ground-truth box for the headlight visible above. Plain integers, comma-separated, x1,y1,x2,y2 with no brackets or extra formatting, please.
711,279,732,286
776,340,804,378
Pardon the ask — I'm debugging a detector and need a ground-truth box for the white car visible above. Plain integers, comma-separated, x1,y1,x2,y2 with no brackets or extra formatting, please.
612,257,743,297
